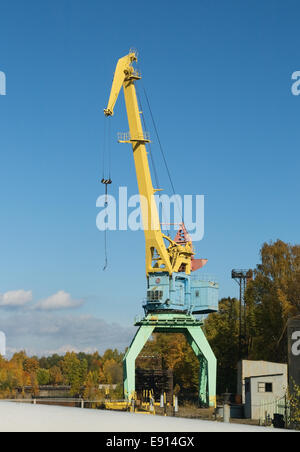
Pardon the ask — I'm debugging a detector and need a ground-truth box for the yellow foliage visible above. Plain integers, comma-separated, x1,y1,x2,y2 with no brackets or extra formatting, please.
289,382,300,429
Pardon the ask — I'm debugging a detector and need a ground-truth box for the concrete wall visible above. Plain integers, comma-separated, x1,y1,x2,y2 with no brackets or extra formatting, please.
237,360,288,404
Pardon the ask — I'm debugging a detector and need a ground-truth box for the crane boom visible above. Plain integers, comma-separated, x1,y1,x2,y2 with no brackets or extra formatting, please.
104,51,194,276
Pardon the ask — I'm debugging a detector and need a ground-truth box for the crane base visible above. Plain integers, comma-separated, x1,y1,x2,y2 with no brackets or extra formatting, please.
123,313,217,408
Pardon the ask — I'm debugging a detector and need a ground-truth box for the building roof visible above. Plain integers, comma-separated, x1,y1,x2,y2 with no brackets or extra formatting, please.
245,373,284,380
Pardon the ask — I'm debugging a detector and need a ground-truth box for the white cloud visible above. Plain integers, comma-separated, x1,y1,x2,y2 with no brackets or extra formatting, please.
0,290,32,308
35,291,84,311
0,312,135,357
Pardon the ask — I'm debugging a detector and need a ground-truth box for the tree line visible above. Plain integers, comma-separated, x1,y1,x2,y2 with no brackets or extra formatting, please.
0,239,299,399
0,349,123,399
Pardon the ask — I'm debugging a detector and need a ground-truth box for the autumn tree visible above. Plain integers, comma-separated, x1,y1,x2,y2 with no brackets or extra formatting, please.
83,371,103,406
39,354,62,370
138,333,200,398
0,353,31,398
289,383,300,429
204,298,240,393
90,352,103,372
37,369,51,386
172,338,200,397
61,352,84,396
49,366,64,386
103,359,122,384
102,349,124,364
23,358,39,375
11,351,27,367
245,240,300,362
22,357,39,396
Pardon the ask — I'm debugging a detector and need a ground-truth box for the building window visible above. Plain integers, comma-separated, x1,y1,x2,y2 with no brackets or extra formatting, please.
258,382,273,393
265,383,273,393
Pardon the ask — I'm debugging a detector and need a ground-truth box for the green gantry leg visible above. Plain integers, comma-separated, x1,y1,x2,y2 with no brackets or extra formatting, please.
123,314,217,407
185,326,217,408
123,324,155,399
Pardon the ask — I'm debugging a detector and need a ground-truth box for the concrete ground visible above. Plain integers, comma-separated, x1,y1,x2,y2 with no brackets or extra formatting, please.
0,401,292,432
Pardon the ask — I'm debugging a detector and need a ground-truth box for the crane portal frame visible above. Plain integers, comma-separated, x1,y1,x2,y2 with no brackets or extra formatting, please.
123,313,217,407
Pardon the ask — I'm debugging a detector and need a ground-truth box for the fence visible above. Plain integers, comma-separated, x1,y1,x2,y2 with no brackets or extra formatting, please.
2,394,179,416
259,396,290,427
2,398,106,408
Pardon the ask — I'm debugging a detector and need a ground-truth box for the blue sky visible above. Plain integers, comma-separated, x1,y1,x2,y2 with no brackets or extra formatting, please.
0,0,300,355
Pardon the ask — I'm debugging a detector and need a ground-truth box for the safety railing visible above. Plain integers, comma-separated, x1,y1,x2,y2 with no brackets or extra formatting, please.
117,132,150,143
191,273,218,283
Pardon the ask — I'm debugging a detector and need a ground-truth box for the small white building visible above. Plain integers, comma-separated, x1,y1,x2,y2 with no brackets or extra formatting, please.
244,373,288,420
98,384,117,391
237,360,288,421
237,360,288,404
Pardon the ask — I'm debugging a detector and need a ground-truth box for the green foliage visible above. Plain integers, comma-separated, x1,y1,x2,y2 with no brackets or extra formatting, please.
245,240,300,362
61,352,83,396
139,333,200,397
37,368,51,386
0,349,123,400
204,240,300,395
289,382,300,429
103,359,123,384
38,354,62,370
102,349,124,364
108,383,124,401
204,297,240,393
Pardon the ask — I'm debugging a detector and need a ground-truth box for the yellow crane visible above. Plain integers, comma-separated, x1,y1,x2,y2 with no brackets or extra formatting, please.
104,51,195,277
103,50,218,407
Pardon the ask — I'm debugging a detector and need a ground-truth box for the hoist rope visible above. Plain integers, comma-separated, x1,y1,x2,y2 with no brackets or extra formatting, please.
137,87,171,237
103,223,108,271
102,117,112,179
102,117,106,180
142,86,184,225
108,117,112,179
101,117,112,271
136,88,160,189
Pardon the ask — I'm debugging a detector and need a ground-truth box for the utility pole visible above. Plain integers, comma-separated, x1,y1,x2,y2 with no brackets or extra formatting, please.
231,269,253,359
